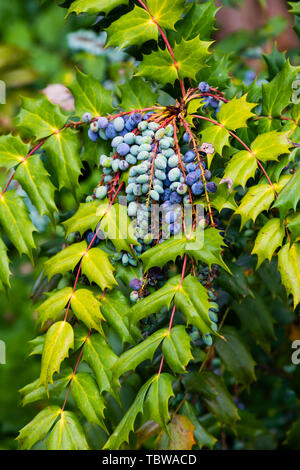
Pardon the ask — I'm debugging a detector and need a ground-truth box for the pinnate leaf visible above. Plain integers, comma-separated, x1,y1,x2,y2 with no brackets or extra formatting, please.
162,325,193,374
144,373,174,434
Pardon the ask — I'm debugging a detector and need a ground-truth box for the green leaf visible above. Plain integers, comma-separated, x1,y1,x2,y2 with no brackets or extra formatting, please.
69,69,114,118
176,1,219,40
251,131,290,162
15,95,67,139
100,289,139,344
162,325,193,374
200,124,230,155
63,199,107,236
82,333,118,398
182,402,217,449
217,94,256,130
215,326,256,386
106,6,158,49
273,166,300,217
66,0,128,17
71,288,105,335
262,60,300,116
223,150,257,188
0,189,36,261
278,242,300,308
14,154,58,219
71,372,106,429
0,134,30,170
287,213,300,241
289,2,300,14
209,179,237,212
285,418,300,450
112,328,168,383
103,376,155,450
263,43,286,80
46,410,89,450
0,238,11,289
81,247,117,290
144,373,174,434
147,0,185,30
44,241,87,280
19,369,72,406
119,77,158,111
43,129,82,192
251,218,285,268
36,287,73,328
183,372,239,428
17,406,61,450
39,321,74,390
99,202,138,252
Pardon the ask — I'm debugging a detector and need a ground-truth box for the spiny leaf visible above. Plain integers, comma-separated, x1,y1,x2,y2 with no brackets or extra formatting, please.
71,372,107,430
287,213,300,241
0,237,11,289
162,325,193,374
200,124,230,156
69,69,114,118
209,179,237,212
39,321,74,390
71,288,105,335
119,77,158,111
183,372,240,429
251,131,291,162
251,218,285,268
15,95,67,139
0,189,36,261
17,406,61,450
0,134,30,170
102,376,156,450
14,154,57,219
81,247,117,290
156,414,195,450
217,94,257,130
99,202,138,252
144,373,174,434
82,333,118,399
66,0,128,18
147,0,185,30
44,241,87,280
273,166,300,217
112,328,169,383
36,287,73,328
63,199,107,236
46,410,89,450
176,1,219,40
278,242,300,308
223,150,257,188
19,369,72,407
215,326,256,386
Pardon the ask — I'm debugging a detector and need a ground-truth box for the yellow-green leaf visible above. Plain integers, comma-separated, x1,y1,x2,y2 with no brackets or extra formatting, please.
278,242,300,309
252,218,285,268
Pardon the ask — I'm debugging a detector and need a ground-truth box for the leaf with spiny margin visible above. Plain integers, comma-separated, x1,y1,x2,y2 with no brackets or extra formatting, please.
28,336,45,357
262,60,300,116
39,321,74,390
176,1,219,40
99,202,138,252
251,131,290,162
66,0,128,18
119,77,158,111
71,288,105,335
63,199,107,237
69,69,114,119
112,329,168,384
209,179,237,212
43,129,82,192
36,287,73,328
137,37,211,85
15,95,67,139
217,95,256,130
215,326,256,386
19,369,72,407
251,218,285,268
273,166,300,217
102,376,156,450
278,242,300,308
162,325,193,374
82,333,118,399
0,189,36,261
81,247,117,290
46,410,89,450
175,275,216,336
182,402,217,449
106,6,157,49
144,373,174,434
0,238,11,289
287,213,300,241
289,2,300,14
156,414,195,450
128,276,179,325
235,176,291,228
44,241,87,280
223,150,257,188
147,0,185,29
183,372,239,428
71,372,107,430
0,134,30,170
14,154,57,219
100,289,140,344
17,406,61,450
200,124,230,156
263,43,286,80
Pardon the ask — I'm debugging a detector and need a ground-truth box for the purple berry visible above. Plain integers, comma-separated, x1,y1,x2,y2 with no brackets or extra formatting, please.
88,128,98,142
98,117,108,129
204,169,211,180
129,278,143,290
170,192,182,204
165,211,177,224
162,189,171,201
186,171,198,186
117,143,130,156
183,132,190,143
87,232,100,247
191,182,204,196
206,182,218,193
105,123,117,139
198,82,210,93
186,162,197,173
209,97,219,109
184,150,196,163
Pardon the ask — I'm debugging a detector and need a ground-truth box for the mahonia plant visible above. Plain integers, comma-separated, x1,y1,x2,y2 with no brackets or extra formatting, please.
0,0,299,450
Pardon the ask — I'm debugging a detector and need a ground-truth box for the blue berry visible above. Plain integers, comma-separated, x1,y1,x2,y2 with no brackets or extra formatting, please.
186,172,198,186
88,128,98,142
123,132,136,145
129,278,143,290
170,192,182,204
117,143,130,156
209,97,219,109
95,186,107,199
82,112,92,123
183,132,190,143
186,162,197,173
98,116,108,129
119,160,129,171
184,150,196,163
105,123,117,139
206,182,217,193
165,211,177,224
198,81,210,93
169,222,181,235
113,117,125,132
111,136,123,148
204,169,211,180
87,232,100,247
191,182,204,196
162,189,171,201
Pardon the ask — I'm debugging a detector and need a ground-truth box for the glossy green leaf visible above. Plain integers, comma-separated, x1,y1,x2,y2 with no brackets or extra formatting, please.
44,241,87,280
19,369,72,407
176,1,219,40
223,150,257,188
200,124,230,156
17,406,61,450
182,402,217,449
119,77,158,111
63,200,107,236
0,238,11,289
0,134,30,170
66,0,128,17
217,94,256,130
273,166,300,217
278,242,300,308
251,131,291,162
39,321,74,390
162,325,193,374
71,372,106,429
252,218,285,268
46,410,89,450
81,247,117,290
286,213,300,241
144,373,174,434
71,288,105,335
36,287,73,328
